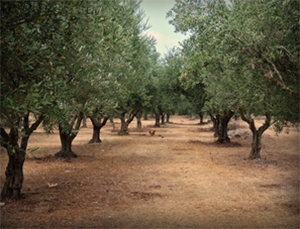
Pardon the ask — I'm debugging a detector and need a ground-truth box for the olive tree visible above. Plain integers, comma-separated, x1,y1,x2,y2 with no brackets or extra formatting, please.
168,0,299,158
0,0,83,198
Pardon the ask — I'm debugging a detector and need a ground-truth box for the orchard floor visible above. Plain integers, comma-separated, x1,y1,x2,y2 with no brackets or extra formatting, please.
0,115,299,228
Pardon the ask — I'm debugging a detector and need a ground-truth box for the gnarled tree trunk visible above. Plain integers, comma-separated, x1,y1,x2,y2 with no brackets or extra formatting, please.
55,112,83,158
210,114,220,137
89,116,108,143
1,114,44,199
2,145,25,200
55,125,77,158
216,110,234,143
118,108,140,135
239,109,272,159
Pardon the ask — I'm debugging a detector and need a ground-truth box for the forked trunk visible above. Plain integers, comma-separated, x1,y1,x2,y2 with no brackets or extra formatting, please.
118,109,140,135
1,114,44,199
55,112,83,158
55,125,77,158
89,116,108,143
239,109,272,159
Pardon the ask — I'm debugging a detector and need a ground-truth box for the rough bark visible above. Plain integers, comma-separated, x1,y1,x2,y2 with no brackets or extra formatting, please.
239,109,272,159
118,109,140,135
88,116,108,143
216,110,234,143
55,112,83,158
1,147,25,199
1,114,44,199
55,125,77,158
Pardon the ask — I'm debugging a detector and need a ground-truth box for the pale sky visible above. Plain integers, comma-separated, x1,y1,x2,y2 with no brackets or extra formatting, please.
140,0,188,57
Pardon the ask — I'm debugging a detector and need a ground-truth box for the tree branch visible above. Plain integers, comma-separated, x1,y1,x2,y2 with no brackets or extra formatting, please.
239,108,256,133
28,114,45,135
74,111,83,131
266,60,295,95
0,127,10,148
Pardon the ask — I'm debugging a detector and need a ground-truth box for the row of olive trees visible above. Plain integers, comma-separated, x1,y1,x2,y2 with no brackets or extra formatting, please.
0,0,159,199
167,0,299,159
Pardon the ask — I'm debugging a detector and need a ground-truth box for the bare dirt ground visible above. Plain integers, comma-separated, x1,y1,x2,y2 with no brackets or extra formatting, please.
0,115,299,228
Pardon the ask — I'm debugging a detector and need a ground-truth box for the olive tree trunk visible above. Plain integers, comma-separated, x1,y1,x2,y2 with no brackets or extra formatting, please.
89,116,108,143
1,114,44,199
198,113,204,125
239,109,272,159
1,145,25,200
55,112,83,158
161,113,165,125
55,125,78,158
216,110,234,143
153,108,163,127
136,110,142,129
153,111,160,127
166,113,170,123
118,108,140,135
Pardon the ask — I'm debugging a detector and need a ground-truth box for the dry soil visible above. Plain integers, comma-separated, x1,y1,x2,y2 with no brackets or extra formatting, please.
0,115,299,228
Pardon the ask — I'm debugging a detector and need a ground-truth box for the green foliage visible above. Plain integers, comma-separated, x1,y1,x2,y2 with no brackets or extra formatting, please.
168,0,299,127
1,0,161,138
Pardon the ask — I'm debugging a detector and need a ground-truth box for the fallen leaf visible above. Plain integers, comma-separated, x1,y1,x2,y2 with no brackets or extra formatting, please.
47,183,58,188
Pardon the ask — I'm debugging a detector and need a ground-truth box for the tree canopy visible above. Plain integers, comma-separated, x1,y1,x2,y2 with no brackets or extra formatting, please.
168,0,299,157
